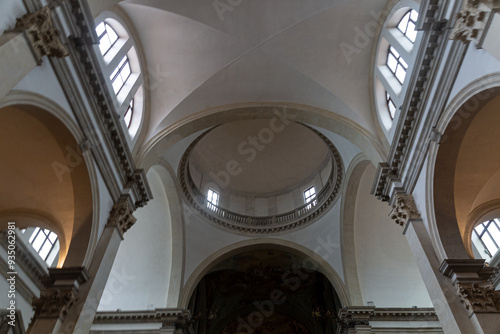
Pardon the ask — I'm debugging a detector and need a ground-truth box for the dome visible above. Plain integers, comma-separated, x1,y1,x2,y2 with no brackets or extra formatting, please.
179,119,343,234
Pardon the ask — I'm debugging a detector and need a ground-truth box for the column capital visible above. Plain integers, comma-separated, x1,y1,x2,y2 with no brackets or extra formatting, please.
450,0,497,44
13,6,69,64
32,289,77,321
389,194,420,227
439,259,500,314
106,196,137,238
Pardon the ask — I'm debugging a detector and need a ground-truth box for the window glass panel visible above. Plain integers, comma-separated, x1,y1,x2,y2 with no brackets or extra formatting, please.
475,224,484,235
31,233,45,252
397,13,409,33
387,54,397,72
395,65,406,83
397,9,419,43
48,231,58,243
95,22,105,37
482,233,498,256
39,241,53,260
207,189,219,210
96,22,119,56
29,227,40,243
488,222,500,247
386,92,397,119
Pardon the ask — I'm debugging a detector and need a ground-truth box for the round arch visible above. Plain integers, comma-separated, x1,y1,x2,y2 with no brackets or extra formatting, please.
426,74,500,261
179,238,351,309
340,153,371,305
151,161,186,307
138,103,387,171
0,91,99,268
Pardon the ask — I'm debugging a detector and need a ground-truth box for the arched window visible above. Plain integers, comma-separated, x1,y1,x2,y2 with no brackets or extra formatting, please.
96,22,118,56
397,9,419,43
124,98,134,128
94,16,143,139
374,4,421,133
207,188,219,211
473,219,500,259
386,92,397,120
27,227,60,265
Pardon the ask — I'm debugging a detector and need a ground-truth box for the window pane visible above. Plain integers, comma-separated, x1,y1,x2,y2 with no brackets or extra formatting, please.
410,9,419,21
29,227,40,243
39,241,53,260
407,22,417,42
95,22,105,37
397,13,409,33
31,233,45,252
48,232,57,243
124,106,132,127
395,65,406,83
482,233,498,256
488,222,500,247
387,54,397,72
475,223,485,235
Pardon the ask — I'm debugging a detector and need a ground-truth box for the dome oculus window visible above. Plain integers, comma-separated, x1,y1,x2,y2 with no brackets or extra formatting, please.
124,98,134,128
397,9,419,43
110,56,132,95
374,5,420,131
94,17,143,138
96,22,118,56
386,46,408,84
386,92,397,119
304,186,317,209
207,188,219,211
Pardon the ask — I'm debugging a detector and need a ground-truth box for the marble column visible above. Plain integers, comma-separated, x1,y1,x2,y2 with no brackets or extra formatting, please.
389,194,477,333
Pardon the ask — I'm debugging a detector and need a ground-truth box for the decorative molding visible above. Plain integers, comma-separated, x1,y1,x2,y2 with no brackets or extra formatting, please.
372,1,454,202
337,307,441,333
106,197,137,237
456,281,500,314
21,0,153,209
389,194,420,226
178,124,344,235
450,0,492,44
32,289,77,320
439,259,500,315
13,6,68,64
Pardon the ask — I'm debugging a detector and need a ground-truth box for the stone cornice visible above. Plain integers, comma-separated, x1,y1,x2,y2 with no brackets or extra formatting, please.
93,309,191,324
179,124,344,235
22,0,152,210
337,306,441,333
372,0,468,204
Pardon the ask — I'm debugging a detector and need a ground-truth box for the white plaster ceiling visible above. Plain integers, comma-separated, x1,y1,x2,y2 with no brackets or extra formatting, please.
113,0,387,143
188,120,330,194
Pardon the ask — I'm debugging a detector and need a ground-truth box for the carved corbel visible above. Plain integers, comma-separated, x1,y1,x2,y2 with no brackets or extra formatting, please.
450,0,492,44
106,197,137,237
14,6,69,64
389,194,420,226
32,289,77,320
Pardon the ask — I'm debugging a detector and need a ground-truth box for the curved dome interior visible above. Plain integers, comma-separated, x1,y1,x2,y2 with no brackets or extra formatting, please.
187,119,334,216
